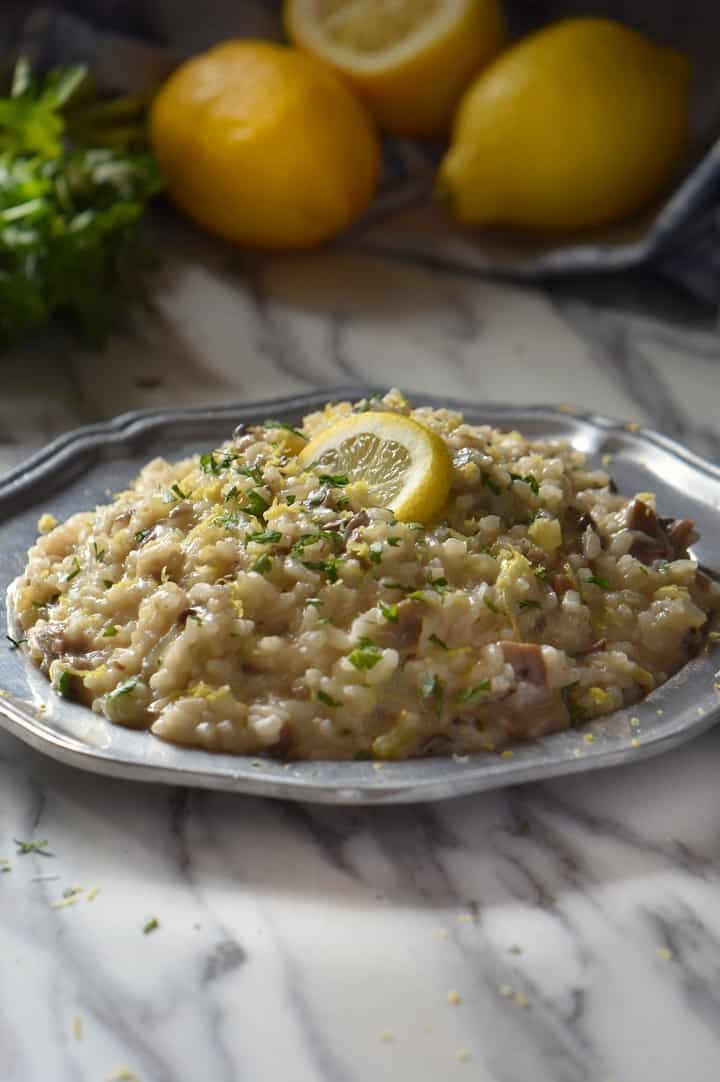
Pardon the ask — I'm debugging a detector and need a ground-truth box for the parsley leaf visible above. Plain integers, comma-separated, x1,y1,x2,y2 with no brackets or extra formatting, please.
483,595,499,614
587,575,611,589
107,678,137,701
457,679,491,703
368,542,384,564
241,490,270,522
170,482,190,501
561,681,585,723
348,638,382,670
420,672,444,714
236,465,263,484
65,557,81,582
518,600,541,611
14,838,52,857
57,670,73,698
303,559,339,583
291,530,339,554
263,419,305,439
317,689,342,707
317,473,349,487
379,602,398,623
428,633,448,650
135,528,153,544
102,624,118,637
143,917,159,935
509,472,540,495
251,553,272,574
247,529,282,545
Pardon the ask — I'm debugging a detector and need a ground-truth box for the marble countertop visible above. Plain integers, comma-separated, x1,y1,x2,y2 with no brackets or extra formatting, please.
1,221,720,1082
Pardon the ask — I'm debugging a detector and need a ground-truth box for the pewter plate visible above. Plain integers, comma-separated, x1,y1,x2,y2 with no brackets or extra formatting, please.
1,389,719,805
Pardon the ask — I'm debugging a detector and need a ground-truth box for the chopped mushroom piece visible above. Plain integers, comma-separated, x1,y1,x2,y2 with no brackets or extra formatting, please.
662,518,698,558
500,641,546,685
392,599,424,647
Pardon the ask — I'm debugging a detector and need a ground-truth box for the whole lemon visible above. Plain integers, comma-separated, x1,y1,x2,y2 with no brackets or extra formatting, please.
150,40,381,249
285,0,505,138
438,17,691,231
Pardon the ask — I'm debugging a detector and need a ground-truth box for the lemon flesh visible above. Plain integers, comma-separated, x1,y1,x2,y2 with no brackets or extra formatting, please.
438,16,690,231
298,411,453,523
150,40,380,249
285,0,505,136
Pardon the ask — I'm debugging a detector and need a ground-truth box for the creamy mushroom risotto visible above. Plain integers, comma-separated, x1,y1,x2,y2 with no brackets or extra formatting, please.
12,391,719,759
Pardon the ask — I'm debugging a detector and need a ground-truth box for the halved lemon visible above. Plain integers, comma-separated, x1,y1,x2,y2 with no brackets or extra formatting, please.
298,411,453,523
284,0,506,137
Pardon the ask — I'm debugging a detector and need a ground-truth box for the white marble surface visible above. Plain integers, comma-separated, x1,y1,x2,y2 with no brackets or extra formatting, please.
1,220,720,1082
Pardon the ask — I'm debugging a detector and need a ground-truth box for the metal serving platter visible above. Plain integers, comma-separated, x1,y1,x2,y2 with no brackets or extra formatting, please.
1,389,719,804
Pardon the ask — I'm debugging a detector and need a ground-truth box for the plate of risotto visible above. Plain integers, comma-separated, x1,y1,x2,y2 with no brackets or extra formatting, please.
1,388,719,803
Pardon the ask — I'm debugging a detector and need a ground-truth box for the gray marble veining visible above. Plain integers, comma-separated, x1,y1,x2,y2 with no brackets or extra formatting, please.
1,219,719,1082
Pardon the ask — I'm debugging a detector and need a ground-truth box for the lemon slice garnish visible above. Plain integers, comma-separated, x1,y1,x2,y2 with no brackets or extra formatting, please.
284,0,505,137
298,411,453,523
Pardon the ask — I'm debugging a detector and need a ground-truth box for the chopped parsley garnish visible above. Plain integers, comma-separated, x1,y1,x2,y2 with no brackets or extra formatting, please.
427,575,448,593
379,602,398,623
107,678,137,702
457,679,491,703
285,494,297,505
200,450,237,475
214,511,240,530
65,558,81,582
170,482,190,501
483,595,499,614
303,559,339,583
103,579,114,589
291,530,339,555
386,537,402,547
251,553,272,574
420,672,444,714
407,590,428,602
483,473,501,496
58,670,73,698
318,473,349,487
518,600,541,611
308,489,328,507
135,528,153,544
317,689,342,708
200,451,220,474
263,419,305,439
241,490,270,522
368,542,384,564
534,566,548,580
237,465,263,484
102,624,118,637
224,486,239,502
348,638,382,670
335,496,350,511
247,529,282,545
355,393,383,412
587,575,611,590
6,635,26,649
561,681,585,723
509,472,540,495
14,838,52,857
93,542,105,562
143,917,159,935
429,634,448,650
